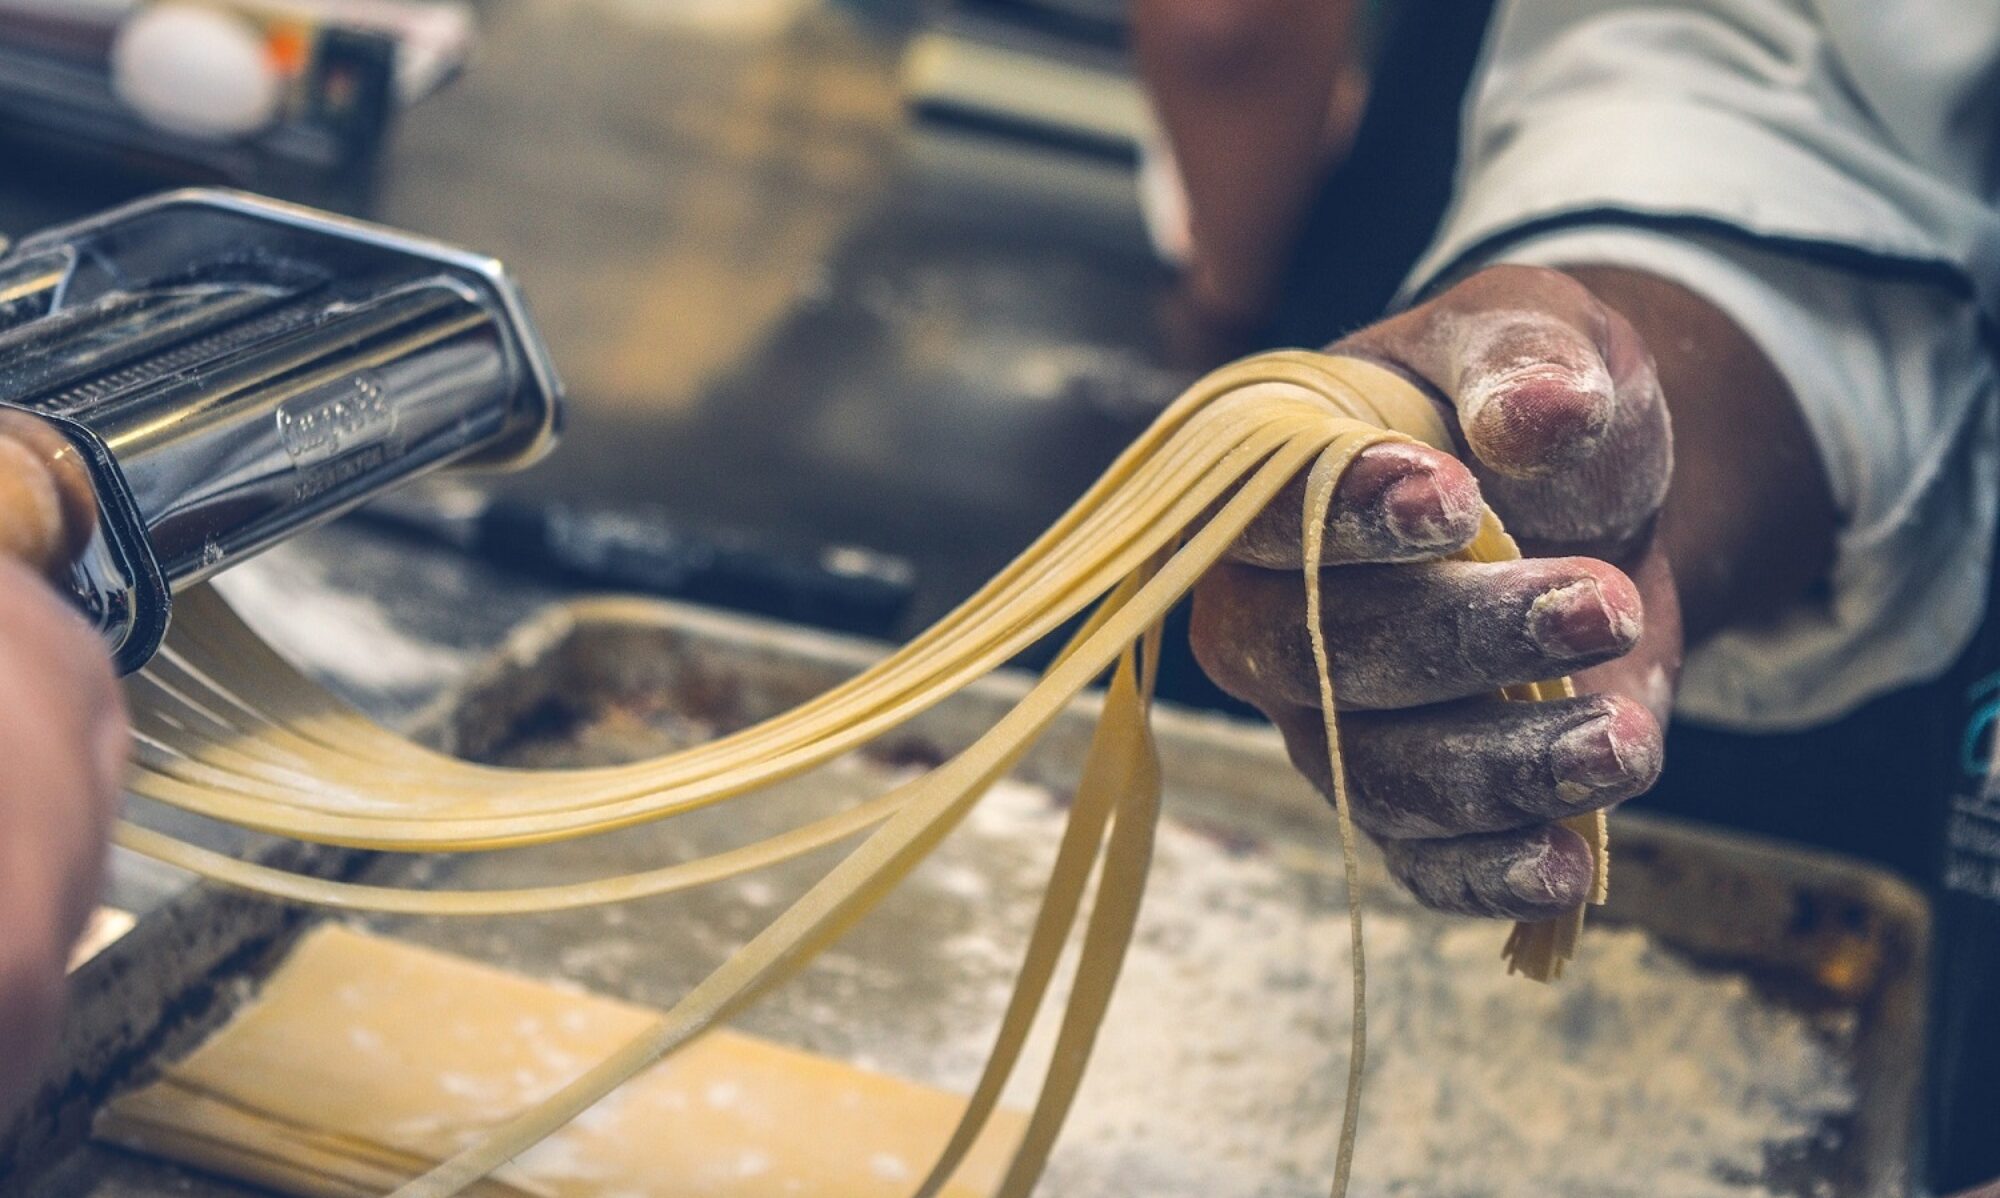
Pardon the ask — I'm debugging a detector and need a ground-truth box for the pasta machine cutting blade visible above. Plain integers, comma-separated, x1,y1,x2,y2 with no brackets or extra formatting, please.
0,188,563,672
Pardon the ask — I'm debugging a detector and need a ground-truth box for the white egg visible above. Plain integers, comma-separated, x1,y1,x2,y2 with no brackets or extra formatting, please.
110,3,283,140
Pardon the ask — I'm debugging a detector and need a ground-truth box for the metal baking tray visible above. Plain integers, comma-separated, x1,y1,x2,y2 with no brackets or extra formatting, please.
403,598,1931,1198
23,595,1930,1197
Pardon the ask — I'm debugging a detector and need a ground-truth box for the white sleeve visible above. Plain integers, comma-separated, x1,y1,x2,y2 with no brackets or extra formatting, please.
1488,226,1997,731
1399,1,2000,731
1406,2,2000,309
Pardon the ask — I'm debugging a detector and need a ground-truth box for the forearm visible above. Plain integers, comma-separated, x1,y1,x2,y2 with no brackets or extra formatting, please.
0,418,126,1120
1132,0,1357,322
1558,266,1837,645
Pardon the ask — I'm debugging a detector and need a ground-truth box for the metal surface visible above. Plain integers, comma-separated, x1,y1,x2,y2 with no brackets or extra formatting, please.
21,574,1929,1196
0,189,563,669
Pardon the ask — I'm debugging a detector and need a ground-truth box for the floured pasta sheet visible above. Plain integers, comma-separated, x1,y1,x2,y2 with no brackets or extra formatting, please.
95,926,1026,1198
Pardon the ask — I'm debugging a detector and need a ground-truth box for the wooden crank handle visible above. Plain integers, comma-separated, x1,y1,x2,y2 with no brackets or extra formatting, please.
0,411,98,578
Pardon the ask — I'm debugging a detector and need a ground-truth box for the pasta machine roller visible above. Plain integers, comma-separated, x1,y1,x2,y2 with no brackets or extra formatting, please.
0,188,562,672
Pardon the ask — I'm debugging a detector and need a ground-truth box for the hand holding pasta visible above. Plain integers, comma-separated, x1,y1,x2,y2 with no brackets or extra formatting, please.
1192,265,1678,921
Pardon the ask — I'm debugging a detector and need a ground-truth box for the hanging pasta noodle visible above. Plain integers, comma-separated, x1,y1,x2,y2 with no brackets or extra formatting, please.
79,351,1604,1198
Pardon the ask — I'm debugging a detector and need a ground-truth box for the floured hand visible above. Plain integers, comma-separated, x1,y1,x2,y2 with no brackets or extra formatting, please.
1192,265,1680,920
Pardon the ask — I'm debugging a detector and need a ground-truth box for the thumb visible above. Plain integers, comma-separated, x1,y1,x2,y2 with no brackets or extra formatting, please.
1333,265,1672,559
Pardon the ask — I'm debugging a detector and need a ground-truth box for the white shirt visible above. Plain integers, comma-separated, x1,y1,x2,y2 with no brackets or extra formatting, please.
1404,0,2000,732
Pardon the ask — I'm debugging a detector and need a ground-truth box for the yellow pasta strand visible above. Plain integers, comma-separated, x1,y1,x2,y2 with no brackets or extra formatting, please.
1303,436,1373,1198
107,350,1605,1198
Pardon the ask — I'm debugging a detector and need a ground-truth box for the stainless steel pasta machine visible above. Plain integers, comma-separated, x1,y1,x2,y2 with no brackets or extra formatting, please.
0,188,564,671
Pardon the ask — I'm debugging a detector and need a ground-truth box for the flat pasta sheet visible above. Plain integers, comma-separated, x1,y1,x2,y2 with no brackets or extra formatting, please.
97,925,1027,1198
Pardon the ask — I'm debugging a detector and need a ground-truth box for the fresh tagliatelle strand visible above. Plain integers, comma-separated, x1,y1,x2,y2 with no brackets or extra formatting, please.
111,565,1169,917
114,410,1279,853
116,389,1328,866
119,364,1333,833
139,353,1413,812
147,367,1312,789
1303,436,1377,1198
381,427,1327,1198
91,350,1609,1198
911,601,1165,1197
989,630,1166,1198
117,394,1312,848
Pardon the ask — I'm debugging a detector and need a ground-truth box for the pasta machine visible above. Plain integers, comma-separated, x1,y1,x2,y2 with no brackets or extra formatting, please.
0,188,563,672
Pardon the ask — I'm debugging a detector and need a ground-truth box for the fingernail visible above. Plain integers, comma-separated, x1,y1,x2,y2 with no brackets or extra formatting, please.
1381,468,1478,550
1552,715,1630,792
1526,579,1631,657
1456,334,1616,478
1503,843,1564,906
1503,835,1590,907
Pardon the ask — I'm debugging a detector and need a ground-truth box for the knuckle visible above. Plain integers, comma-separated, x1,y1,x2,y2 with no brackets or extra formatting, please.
1189,568,1302,704
1382,825,1593,920
1380,838,1495,917
1339,713,1476,837
1274,710,1334,794
1186,579,1232,670
1187,580,1257,702
1591,692,1666,790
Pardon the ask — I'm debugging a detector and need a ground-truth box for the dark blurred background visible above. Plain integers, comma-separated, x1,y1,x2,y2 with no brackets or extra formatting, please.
0,0,1487,708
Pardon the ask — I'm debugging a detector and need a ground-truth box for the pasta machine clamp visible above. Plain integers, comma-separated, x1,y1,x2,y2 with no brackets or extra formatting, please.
0,188,563,672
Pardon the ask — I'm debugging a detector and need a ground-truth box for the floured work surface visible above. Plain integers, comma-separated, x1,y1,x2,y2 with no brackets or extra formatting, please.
71,597,1926,1198
97,925,1025,1197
